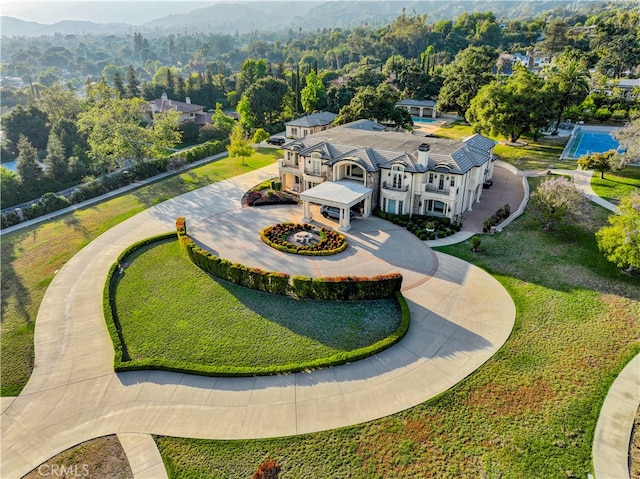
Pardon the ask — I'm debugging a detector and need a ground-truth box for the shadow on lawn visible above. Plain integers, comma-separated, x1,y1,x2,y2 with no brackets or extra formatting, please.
0,231,33,325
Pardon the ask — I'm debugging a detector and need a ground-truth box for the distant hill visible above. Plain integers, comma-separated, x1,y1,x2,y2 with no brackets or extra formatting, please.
0,17,133,36
1,0,611,37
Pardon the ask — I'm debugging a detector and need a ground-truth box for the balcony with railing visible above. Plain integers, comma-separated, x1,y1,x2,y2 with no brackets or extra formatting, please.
278,159,299,172
424,184,451,195
382,181,409,192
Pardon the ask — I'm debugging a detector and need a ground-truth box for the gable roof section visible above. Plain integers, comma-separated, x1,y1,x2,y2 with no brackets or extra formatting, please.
397,99,437,108
286,111,338,128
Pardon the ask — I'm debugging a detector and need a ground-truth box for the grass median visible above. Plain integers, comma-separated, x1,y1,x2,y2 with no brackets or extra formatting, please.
0,149,280,396
155,180,639,478
108,238,404,375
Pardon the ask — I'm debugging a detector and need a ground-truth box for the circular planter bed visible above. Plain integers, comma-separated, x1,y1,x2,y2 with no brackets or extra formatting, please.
260,223,347,256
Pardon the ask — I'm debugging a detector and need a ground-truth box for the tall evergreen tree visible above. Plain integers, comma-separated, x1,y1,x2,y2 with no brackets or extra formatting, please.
16,135,45,194
113,72,126,98
44,131,68,182
125,65,140,98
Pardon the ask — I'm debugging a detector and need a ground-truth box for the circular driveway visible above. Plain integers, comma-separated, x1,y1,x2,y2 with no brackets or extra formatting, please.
0,164,516,478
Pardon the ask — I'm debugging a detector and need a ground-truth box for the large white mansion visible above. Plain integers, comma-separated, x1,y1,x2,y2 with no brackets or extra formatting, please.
278,119,496,231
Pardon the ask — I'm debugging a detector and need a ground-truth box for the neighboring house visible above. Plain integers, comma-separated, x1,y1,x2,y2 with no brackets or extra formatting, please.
147,93,211,125
614,79,640,101
285,111,338,139
278,121,496,231
396,99,438,119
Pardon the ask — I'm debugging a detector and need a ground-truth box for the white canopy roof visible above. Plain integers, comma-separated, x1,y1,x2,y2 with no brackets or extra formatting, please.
299,180,372,208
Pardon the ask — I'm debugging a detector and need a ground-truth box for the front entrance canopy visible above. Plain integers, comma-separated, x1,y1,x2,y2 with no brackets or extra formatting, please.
299,180,372,231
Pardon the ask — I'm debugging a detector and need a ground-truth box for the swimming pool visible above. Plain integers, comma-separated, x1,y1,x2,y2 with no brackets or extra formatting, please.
412,117,437,124
564,130,621,159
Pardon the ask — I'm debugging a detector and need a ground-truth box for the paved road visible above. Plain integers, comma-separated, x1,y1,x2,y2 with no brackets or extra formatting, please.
1,163,517,478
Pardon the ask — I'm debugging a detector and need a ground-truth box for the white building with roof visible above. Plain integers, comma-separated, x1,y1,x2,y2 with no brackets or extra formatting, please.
285,111,338,139
396,99,438,119
278,121,496,230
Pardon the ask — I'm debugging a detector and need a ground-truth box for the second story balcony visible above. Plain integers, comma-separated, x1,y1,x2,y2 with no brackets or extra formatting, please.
278,159,299,170
382,181,409,192
424,184,451,195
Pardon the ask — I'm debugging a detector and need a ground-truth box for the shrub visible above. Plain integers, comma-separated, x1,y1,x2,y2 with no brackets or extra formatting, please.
39,192,70,214
291,273,402,300
470,235,481,252
1,210,21,229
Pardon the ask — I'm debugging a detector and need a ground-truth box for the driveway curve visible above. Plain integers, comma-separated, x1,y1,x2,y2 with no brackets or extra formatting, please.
1,164,516,478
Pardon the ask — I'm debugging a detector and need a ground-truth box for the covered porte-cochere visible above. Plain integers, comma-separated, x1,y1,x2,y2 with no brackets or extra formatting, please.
299,180,372,231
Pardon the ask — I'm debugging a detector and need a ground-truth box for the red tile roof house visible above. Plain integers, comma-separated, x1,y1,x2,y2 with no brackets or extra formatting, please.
146,93,211,125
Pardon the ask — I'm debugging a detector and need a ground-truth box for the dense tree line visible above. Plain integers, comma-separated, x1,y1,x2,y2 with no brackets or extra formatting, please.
1,4,638,211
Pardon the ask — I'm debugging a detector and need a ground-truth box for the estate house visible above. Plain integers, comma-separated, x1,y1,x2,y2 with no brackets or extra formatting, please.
278,120,496,231
147,93,210,125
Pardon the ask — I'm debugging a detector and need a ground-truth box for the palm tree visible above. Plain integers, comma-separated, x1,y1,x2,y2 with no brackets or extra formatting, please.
548,54,590,133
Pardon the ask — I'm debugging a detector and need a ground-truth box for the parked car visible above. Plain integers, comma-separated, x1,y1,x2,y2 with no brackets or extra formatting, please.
320,205,355,220
267,136,286,146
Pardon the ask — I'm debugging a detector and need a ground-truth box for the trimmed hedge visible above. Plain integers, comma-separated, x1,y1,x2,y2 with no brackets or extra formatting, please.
291,274,403,300
260,222,348,256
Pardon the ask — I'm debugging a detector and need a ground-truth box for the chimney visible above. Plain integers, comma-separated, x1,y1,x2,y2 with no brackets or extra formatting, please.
417,143,430,167
150,101,157,113
161,92,168,101
186,97,191,104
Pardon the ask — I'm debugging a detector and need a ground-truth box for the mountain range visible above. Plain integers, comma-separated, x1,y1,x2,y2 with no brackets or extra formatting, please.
0,0,608,37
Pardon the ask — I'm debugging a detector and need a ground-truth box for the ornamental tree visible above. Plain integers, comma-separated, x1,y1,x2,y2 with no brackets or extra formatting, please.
596,192,640,273
577,150,616,179
530,177,591,231
227,123,253,166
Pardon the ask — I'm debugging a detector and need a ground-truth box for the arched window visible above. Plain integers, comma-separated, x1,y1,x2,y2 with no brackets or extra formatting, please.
391,165,404,190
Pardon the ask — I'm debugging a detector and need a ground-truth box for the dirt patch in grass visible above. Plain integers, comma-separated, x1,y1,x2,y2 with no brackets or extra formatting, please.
22,435,132,479
468,378,556,416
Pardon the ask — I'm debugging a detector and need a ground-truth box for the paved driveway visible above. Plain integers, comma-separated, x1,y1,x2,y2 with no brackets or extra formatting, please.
1,164,516,478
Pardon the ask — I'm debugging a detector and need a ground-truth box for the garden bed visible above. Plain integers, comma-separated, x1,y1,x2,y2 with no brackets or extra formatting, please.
242,178,299,207
374,210,462,240
260,223,348,255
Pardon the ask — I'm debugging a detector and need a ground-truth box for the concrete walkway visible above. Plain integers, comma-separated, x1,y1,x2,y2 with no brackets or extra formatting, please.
1,163,516,478
592,354,640,479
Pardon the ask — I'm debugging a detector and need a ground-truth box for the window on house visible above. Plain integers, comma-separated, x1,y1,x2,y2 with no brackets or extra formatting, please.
310,153,321,175
429,173,434,184
291,127,298,136
450,177,455,187
347,164,364,178
438,175,445,190
391,165,404,190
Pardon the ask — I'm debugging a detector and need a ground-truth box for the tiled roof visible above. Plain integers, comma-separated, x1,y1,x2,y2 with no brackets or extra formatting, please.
283,122,494,175
285,111,338,127
397,99,437,108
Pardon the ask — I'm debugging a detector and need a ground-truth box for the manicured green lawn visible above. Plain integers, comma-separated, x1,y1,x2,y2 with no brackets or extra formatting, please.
0,149,280,396
155,189,639,478
590,166,640,204
435,122,571,170
112,239,400,374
